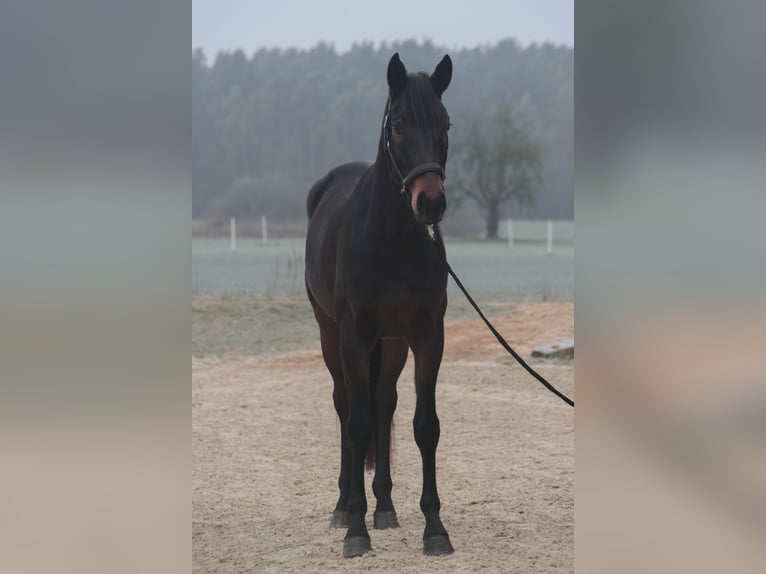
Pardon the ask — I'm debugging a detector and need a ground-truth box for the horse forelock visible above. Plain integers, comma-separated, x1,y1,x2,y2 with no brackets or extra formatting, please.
392,73,449,130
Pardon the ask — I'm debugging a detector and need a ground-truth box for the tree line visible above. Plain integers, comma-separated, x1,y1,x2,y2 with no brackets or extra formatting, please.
193,39,572,237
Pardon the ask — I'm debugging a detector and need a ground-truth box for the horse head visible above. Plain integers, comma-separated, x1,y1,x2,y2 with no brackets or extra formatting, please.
382,53,452,225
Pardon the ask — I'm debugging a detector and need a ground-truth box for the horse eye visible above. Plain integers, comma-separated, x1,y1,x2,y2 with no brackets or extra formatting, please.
392,121,403,135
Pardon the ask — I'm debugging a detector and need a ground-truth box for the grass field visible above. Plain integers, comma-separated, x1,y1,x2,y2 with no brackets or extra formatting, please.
192,236,573,299
193,236,573,357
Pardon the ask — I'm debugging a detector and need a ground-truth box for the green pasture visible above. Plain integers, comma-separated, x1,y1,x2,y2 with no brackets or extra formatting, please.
192,233,573,357
192,234,573,300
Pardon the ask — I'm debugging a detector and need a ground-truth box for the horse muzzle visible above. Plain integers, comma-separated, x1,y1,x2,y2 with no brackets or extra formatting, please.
415,188,446,224
411,172,446,224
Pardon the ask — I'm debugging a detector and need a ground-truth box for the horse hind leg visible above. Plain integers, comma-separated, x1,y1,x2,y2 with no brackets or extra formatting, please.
371,338,408,530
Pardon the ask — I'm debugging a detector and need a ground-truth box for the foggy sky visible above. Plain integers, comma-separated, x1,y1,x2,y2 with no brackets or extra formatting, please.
192,0,573,56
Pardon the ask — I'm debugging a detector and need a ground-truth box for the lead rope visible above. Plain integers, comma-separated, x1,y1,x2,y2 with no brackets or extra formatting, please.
431,224,575,408
381,107,573,407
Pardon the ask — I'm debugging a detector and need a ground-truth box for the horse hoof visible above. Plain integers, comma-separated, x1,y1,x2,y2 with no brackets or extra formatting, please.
373,511,400,529
423,534,454,556
343,536,372,557
329,510,349,529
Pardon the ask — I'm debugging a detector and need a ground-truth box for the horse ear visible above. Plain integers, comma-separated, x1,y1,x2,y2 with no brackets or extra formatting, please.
430,54,452,97
387,52,407,100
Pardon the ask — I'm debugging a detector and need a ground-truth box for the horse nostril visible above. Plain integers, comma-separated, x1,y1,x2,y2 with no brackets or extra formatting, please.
416,192,426,212
416,191,447,216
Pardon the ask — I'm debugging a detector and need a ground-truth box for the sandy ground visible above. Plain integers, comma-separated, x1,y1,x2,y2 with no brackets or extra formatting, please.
193,301,573,573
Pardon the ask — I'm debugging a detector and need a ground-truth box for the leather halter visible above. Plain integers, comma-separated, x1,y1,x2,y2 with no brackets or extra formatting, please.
382,108,445,201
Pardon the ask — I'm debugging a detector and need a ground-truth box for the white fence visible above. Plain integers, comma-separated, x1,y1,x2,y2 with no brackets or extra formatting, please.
502,220,574,251
229,216,269,251
221,217,573,252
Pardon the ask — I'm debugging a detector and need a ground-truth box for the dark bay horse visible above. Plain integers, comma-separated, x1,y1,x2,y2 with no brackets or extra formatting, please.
304,53,454,557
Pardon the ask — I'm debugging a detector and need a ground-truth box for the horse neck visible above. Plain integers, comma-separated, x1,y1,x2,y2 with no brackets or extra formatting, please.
363,159,415,241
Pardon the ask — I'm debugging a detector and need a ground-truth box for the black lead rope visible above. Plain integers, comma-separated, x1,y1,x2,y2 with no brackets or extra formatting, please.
381,107,573,408
433,225,575,408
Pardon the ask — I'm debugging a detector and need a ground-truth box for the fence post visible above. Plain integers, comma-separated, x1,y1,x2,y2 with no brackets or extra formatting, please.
547,220,553,255
261,215,268,244
230,217,237,252
507,219,513,247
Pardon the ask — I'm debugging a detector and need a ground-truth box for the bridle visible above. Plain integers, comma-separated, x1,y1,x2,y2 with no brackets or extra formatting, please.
382,104,446,204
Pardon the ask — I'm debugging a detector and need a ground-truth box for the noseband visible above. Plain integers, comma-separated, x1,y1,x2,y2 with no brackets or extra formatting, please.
382,111,445,202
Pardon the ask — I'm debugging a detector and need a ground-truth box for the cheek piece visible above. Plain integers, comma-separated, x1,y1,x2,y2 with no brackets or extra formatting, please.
382,112,445,206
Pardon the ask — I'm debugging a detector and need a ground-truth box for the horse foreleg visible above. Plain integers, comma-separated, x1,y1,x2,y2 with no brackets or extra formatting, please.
411,321,454,555
339,317,375,557
372,338,408,529
330,379,351,528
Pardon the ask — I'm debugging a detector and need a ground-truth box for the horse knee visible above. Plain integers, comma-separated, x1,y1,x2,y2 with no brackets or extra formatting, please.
413,409,440,450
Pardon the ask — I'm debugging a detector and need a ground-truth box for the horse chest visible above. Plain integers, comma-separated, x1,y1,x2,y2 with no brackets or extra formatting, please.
349,276,446,339
337,233,447,338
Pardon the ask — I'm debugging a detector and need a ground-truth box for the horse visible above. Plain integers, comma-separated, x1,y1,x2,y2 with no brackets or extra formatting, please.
304,53,454,558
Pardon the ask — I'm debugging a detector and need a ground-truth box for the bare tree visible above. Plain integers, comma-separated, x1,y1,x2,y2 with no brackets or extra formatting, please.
452,104,542,238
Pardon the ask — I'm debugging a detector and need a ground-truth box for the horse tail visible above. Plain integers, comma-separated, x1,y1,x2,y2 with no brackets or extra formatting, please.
365,339,382,471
